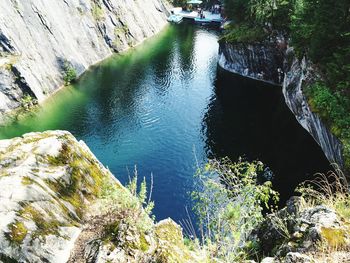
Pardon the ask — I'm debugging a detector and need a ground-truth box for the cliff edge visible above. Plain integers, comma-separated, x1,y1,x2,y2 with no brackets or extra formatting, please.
218,41,345,170
0,0,169,121
0,131,202,263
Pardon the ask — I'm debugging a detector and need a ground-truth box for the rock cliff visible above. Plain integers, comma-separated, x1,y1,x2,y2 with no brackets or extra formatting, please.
282,55,344,169
0,0,169,121
0,131,202,262
251,196,350,263
218,41,285,85
218,41,344,169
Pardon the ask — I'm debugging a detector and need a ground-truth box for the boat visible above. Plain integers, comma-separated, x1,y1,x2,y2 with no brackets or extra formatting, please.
167,14,183,24
194,17,211,25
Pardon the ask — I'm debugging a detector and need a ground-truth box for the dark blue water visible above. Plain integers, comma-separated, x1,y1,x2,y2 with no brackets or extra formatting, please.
0,24,330,223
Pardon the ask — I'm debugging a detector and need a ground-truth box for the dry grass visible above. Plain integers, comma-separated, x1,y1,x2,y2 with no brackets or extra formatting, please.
296,164,350,262
296,164,350,218
306,250,350,262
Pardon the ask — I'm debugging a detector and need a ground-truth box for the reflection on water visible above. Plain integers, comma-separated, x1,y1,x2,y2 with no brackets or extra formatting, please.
0,24,330,223
0,24,219,222
203,68,330,203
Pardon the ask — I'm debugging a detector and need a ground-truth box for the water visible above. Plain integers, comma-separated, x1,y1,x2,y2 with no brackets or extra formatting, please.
0,24,330,223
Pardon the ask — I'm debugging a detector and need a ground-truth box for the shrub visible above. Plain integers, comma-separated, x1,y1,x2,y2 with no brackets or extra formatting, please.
305,82,350,171
91,3,104,21
100,166,155,232
62,61,77,85
296,166,350,218
191,158,279,261
20,94,37,110
5,221,28,245
221,24,268,44
100,167,156,256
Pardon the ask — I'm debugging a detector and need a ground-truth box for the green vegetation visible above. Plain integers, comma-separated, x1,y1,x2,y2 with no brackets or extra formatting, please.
5,221,28,245
295,170,350,255
21,176,34,185
154,220,196,262
46,141,105,218
0,254,17,263
191,158,279,261
19,204,62,239
114,25,129,36
76,6,84,15
223,0,350,170
101,172,158,257
306,82,350,169
20,94,37,110
296,169,350,222
91,2,104,21
62,60,77,85
100,169,201,261
113,25,130,49
190,159,350,261
222,24,267,44
101,168,155,238
221,0,295,43
291,0,350,170
171,0,187,8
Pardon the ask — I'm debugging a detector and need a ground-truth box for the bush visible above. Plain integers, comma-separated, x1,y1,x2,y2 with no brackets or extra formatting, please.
221,24,268,44
20,94,37,110
191,158,279,261
305,82,350,170
91,3,104,21
62,61,77,85
296,167,350,221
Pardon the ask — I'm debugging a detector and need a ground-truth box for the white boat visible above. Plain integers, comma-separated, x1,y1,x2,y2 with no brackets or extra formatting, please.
167,14,183,24
194,17,211,24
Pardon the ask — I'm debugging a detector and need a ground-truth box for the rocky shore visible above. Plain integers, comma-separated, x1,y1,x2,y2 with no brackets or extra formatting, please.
0,0,170,122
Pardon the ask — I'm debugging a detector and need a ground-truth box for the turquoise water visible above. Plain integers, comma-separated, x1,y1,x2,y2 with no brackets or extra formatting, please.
0,24,330,223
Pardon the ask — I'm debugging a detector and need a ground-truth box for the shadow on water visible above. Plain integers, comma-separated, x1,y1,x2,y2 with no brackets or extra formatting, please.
203,67,331,203
0,23,332,225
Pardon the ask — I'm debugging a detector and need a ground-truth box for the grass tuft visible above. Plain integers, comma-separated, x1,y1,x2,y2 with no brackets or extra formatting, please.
5,221,28,245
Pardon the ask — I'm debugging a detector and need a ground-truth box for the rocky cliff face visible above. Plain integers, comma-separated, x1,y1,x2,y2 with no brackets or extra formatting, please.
218,41,285,85
282,55,344,169
0,0,169,121
251,196,350,262
0,131,202,262
218,42,344,169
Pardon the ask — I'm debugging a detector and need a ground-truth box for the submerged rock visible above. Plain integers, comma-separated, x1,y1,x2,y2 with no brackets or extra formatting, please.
0,131,201,262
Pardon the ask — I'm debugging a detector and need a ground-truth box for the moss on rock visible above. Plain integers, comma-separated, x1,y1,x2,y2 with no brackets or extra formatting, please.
155,219,195,262
5,221,28,245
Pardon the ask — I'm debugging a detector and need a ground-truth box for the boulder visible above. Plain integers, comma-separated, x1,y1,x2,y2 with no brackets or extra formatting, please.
0,131,203,262
261,257,280,263
284,252,313,263
253,197,348,258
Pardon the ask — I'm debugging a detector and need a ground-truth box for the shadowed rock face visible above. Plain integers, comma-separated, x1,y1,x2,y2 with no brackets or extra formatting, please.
218,41,344,170
282,56,344,169
0,0,169,120
218,41,285,85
